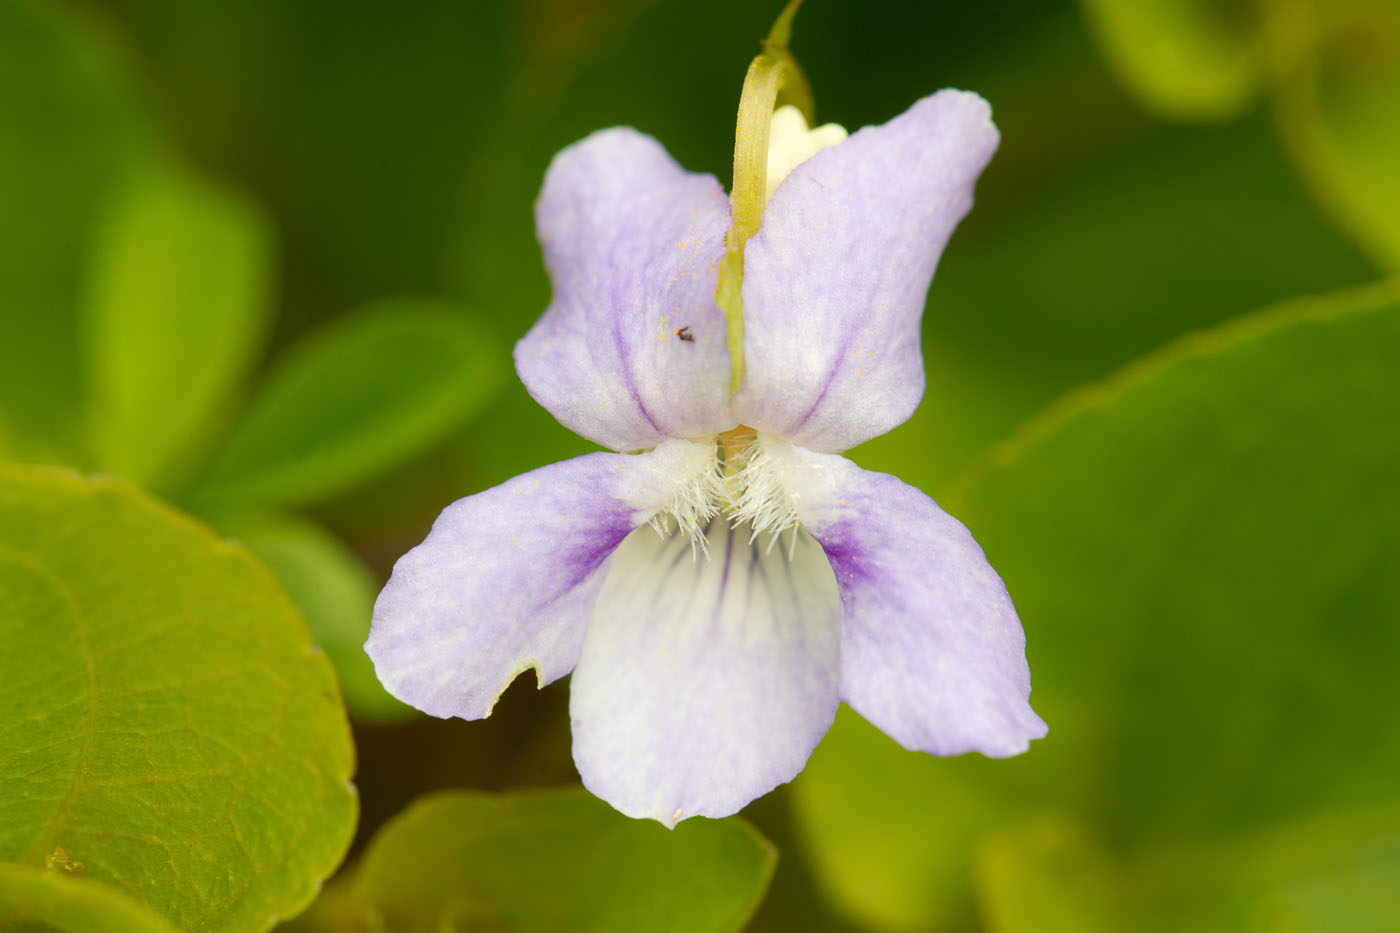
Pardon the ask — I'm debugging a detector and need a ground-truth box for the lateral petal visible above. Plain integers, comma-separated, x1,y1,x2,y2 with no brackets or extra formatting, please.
570,518,842,824
366,439,716,720
734,91,999,452
517,129,736,452
763,439,1046,756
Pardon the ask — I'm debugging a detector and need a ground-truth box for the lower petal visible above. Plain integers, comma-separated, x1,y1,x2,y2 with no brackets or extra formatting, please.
763,440,1047,757
570,516,842,824
366,440,715,720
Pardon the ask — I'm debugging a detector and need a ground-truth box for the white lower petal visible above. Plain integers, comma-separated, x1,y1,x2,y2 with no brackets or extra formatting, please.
570,516,842,825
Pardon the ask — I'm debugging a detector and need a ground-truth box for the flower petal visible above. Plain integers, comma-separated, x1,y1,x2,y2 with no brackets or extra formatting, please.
366,439,717,720
517,128,736,452
734,90,999,452
763,439,1046,756
570,518,842,824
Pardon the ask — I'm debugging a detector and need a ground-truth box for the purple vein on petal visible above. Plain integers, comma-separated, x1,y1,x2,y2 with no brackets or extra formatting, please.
608,302,663,435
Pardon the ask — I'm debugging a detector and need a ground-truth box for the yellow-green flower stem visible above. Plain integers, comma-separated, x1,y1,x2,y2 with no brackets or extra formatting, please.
716,0,814,394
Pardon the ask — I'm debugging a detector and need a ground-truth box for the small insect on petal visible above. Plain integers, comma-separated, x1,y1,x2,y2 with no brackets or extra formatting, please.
675,325,695,342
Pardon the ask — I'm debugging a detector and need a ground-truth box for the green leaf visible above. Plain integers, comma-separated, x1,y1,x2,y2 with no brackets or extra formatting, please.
975,818,1123,933
106,0,513,323
793,282,1400,929
1144,808,1400,933
195,298,504,507
1276,1,1400,271
791,707,1019,932
0,0,150,461
978,808,1400,933
82,169,273,494
0,863,178,933
328,788,775,933
211,510,410,723
0,466,357,931
957,281,1400,846
1078,0,1268,121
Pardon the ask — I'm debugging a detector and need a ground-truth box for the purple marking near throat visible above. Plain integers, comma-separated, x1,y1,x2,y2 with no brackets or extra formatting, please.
812,520,876,593
554,504,636,594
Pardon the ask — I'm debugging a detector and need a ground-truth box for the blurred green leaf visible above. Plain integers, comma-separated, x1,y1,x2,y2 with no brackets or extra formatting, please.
213,510,410,723
791,707,1018,932
322,788,775,933
108,0,512,328
83,169,273,494
0,0,150,461
1276,1,1400,271
274,870,369,933
957,281,1400,847
196,299,503,508
978,807,1400,933
1144,807,1400,933
975,817,1123,933
1078,0,1267,121
0,465,356,931
0,863,178,933
794,282,1400,929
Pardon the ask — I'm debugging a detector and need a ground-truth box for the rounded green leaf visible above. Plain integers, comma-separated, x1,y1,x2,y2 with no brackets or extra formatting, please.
1079,0,1268,121
340,789,774,933
793,282,1400,929
0,863,178,933
83,169,273,494
195,298,503,507
1276,2,1400,271
211,510,410,723
0,466,357,931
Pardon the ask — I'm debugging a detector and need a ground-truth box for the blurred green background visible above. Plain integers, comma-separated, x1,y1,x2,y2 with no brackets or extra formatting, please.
2,0,1397,929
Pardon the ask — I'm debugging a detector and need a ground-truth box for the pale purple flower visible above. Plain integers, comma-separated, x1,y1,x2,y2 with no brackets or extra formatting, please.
367,90,1046,825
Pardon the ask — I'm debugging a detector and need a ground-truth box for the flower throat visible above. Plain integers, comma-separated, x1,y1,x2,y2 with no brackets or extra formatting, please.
648,426,802,559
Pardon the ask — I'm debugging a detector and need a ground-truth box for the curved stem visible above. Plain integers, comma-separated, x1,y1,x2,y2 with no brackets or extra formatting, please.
715,0,811,394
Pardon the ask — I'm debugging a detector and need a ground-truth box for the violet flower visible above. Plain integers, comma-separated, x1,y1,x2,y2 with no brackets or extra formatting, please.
367,91,1046,825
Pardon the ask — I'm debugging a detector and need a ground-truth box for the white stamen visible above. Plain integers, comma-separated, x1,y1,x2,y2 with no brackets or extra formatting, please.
726,440,801,547
647,433,802,560
765,105,848,202
648,452,728,559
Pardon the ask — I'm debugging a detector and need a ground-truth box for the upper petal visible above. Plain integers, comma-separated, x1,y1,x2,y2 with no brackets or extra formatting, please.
516,129,737,452
570,517,842,824
734,91,999,452
366,439,716,719
763,439,1046,756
